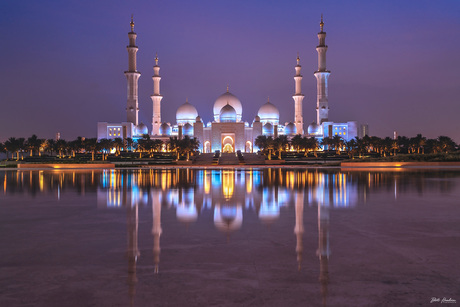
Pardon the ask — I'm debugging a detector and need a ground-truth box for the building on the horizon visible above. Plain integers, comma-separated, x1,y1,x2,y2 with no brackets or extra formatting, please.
97,16,368,152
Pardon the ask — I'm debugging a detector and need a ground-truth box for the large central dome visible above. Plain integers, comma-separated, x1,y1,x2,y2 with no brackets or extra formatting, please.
213,88,242,122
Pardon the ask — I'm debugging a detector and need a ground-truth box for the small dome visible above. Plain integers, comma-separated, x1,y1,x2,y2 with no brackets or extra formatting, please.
176,100,198,124
308,122,321,135
213,89,242,122
183,123,194,136
258,99,279,124
254,115,261,122
219,104,237,123
284,122,297,135
195,116,202,123
263,122,274,135
159,122,171,136
136,123,149,135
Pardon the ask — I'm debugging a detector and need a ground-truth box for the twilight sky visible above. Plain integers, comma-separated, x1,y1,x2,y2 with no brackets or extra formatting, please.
1,0,459,142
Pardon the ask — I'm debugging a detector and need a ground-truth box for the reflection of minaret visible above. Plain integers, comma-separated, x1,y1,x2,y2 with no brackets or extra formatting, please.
125,16,141,125
126,201,140,306
151,54,163,135
317,202,330,307
294,191,304,270
314,15,331,125
293,54,305,134
152,190,162,273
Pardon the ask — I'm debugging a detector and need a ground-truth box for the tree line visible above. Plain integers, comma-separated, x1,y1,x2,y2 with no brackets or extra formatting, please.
1,133,457,162
255,134,458,159
0,134,200,161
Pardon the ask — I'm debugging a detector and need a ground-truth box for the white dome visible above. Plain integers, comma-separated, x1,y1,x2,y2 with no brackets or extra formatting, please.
263,122,274,135
213,90,242,122
284,122,297,135
183,123,194,136
136,123,149,135
159,122,171,136
219,104,237,123
308,122,321,135
176,100,198,124
258,100,279,124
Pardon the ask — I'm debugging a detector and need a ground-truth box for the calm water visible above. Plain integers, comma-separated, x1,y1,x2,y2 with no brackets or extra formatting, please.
1,168,459,307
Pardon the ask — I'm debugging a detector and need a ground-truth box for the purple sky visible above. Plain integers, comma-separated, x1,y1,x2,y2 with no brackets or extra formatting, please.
1,0,459,142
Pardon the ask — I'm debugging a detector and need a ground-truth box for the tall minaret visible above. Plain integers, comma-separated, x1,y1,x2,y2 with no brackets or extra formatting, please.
293,54,305,134
125,16,141,125
314,15,331,125
151,54,163,135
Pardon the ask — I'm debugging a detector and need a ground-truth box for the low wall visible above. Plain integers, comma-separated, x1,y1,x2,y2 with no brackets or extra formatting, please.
341,162,460,168
17,163,115,169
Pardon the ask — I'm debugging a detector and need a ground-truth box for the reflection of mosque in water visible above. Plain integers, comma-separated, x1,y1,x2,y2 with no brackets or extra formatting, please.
1,169,459,306
109,169,337,306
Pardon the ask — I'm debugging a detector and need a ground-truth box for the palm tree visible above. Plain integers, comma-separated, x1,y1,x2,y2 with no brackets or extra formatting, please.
345,139,357,158
0,141,5,159
113,137,124,156
84,138,98,161
178,136,199,160
273,135,289,159
255,135,274,159
4,137,25,161
45,139,56,156
125,137,134,152
26,134,43,157
291,134,303,153
306,137,319,157
56,139,67,158
437,136,456,153
167,137,180,160
98,139,113,160
331,135,344,154
415,134,426,154
321,137,331,151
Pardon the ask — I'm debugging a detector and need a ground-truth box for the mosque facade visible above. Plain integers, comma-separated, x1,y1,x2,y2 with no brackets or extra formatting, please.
97,16,367,152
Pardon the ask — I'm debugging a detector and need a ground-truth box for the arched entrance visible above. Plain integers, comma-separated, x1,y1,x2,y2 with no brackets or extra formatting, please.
204,141,211,153
245,141,252,153
222,135,234,153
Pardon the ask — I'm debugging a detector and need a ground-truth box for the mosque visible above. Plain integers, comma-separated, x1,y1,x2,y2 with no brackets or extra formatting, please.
97,16,367,152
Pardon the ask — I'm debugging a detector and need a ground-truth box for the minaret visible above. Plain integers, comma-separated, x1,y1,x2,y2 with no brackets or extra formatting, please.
125,16,141,125
151,54,163,135
293,54,305,134
314,14,331,125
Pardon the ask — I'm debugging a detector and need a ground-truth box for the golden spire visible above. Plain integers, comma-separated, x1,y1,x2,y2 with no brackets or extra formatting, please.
226,84,229,92
155,52,158,65
130,14,135,32
320,14,324,32
297,52,300,65
267,96,270,103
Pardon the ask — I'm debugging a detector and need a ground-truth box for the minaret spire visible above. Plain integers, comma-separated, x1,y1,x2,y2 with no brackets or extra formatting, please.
314,14,331,125
125,16,141,125
151,53,163,135
292,54,305,134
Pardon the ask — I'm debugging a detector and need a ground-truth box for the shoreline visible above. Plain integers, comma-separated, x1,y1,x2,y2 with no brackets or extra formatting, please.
0,161,460,171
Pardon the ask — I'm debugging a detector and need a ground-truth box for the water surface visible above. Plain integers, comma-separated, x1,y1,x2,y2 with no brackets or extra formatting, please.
1,168,459,306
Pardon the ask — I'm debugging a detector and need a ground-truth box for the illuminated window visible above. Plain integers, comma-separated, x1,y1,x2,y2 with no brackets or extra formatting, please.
335,132,338,135
344,132,346,135
339,132,342,135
